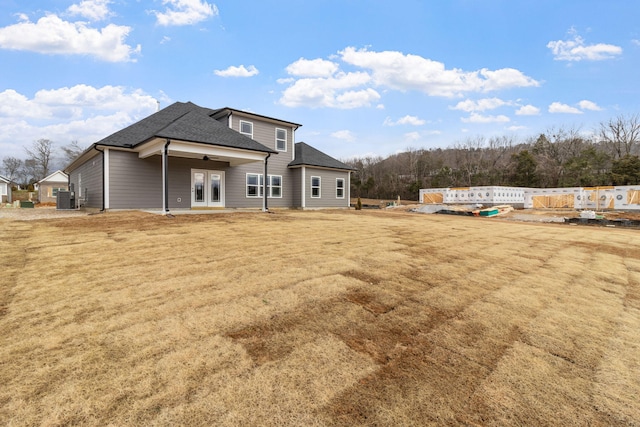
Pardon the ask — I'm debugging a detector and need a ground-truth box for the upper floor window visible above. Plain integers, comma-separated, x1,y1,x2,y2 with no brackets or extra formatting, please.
240,120,253,138
336,178,345,199
275,128,287,151
311,176,321,198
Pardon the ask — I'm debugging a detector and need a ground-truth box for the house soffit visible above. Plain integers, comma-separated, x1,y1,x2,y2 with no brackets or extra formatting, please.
136,138,269,166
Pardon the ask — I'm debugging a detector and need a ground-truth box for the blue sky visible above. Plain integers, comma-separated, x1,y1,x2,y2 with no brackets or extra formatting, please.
1,0,639,163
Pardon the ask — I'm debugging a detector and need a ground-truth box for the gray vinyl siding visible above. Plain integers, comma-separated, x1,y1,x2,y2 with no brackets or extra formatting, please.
304,168,351,209
107,150,295,209
69,153,103,209
224,158,295,208
291,168,301,207
224,115,297,208
108,151,234,209
109,151,162,209
227,115,294,155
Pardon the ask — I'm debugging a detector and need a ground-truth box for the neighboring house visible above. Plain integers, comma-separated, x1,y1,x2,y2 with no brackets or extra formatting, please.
36,170,69,203
64,102,353,211
0,174,11,203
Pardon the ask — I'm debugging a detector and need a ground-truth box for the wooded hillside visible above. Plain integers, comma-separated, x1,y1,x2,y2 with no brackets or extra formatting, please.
345,115,640,200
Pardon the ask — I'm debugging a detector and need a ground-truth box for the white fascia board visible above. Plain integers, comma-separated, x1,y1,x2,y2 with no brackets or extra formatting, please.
137,139,164,158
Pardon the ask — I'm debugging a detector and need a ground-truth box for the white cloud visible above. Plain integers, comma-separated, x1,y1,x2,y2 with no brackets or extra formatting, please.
67,0,112,21
279,47,539,109
0,85,159,158
384,115,426,126
334,89,380,109
0,14,140,62
285,58,339,77
160,36,171,44
507,125,528,131
153,0,218,26
578,100,602,111
633,39,640,47
461,113,510,123
547,31,622,61
515,105,540,116
548,102,583,114
214,65,259,77
451,97,509,112
331,130,356,142
279,71,376,109
339,47,539,97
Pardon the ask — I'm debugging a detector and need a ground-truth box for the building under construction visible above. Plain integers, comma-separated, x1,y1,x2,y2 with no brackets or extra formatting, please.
419,185,640,211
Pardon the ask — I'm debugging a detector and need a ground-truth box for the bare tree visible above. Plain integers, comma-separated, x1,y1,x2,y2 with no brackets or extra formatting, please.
24,139,54,182
1,156,23,183
598,114,640,159
61,140,85,165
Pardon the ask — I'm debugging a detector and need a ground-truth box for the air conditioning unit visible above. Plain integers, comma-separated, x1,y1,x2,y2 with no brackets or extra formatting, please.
57,191,73,210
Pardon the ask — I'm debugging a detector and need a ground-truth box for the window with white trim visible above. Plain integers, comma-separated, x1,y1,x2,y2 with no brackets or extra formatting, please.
311,176,321,198
240,120,253,138
246,173,282,198
275,128,286,151
246,173,261,197
336,178,345,199
269,175,282,198
51,187,65,197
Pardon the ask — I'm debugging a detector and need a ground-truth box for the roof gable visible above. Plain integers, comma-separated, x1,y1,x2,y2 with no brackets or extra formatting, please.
38,170,68,184
0,174,10,183
289,142,354,171
211,107,302,129
155,108,275,153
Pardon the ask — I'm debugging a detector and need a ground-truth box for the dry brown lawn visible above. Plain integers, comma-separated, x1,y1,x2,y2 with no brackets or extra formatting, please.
1,209,639,426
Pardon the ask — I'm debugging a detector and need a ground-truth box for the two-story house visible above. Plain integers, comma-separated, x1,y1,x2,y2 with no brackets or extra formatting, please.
64,102,353,211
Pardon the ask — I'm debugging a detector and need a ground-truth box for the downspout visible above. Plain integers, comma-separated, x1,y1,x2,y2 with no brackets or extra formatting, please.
94,146,105,212
263,153,271,212
163,139,171,214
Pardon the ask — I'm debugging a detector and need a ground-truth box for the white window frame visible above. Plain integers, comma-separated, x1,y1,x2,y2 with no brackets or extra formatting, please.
239,120,253,138
269,175,282,198
246,173,282,198
246,173,261,198
336,178,345,199
275,128,287,152
311,176,321,198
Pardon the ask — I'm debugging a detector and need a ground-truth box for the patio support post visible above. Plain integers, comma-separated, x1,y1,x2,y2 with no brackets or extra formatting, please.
263,153,270,212
163,139,170,214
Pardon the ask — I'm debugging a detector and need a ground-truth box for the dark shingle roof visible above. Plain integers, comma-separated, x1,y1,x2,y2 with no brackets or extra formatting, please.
288,142,354,170
94,102,275,154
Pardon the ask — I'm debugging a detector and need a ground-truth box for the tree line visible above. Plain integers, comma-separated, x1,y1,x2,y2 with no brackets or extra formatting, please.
1,140,84,189
345,114,640,201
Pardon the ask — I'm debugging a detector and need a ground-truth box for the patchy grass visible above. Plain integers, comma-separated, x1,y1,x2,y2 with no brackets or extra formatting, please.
1,210,639,426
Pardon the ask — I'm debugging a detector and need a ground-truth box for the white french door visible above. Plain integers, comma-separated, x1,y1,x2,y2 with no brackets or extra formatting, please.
191,169,225,208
